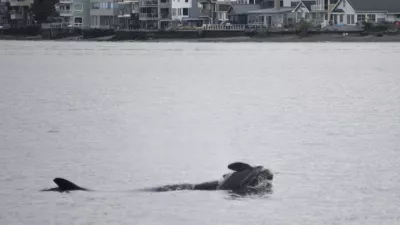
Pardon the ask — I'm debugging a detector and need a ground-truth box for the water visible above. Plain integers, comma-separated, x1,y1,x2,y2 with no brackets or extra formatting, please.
0,40,399,225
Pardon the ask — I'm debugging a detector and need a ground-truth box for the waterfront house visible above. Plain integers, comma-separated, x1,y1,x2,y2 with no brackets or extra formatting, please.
246,6,295,27
171,0,191,21
90,0,119,29
227,4,261,24
228,0,289,25
214,1,231,24
330,0,400,25
117,0,140,29
0,1,8,26
138,0,172,29
291,0,338,27
198,0,215,24
7,0,33,28
56,0,90,28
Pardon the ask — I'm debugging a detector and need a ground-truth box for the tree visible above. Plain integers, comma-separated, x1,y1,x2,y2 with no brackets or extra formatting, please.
30,0,58,23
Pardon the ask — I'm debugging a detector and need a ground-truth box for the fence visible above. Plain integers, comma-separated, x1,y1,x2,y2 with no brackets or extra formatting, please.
202,24,245,31
41,23,85,29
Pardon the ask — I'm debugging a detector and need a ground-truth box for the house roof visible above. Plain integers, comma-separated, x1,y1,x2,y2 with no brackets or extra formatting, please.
247,7,294,14
337,0,400,13
292,1,316,12
228,4,261,15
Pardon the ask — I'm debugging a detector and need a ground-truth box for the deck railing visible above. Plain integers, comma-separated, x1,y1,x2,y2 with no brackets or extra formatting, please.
202,24,245,31
139,13,159,19
41,22,84,29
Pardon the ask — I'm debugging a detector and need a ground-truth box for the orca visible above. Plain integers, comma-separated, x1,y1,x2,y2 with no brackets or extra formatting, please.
40,178,89,192
146,162,273,194
40,162,273,195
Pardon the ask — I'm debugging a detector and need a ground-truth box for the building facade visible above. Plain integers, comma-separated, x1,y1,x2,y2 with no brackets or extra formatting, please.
90,0,119,28
56,0,91,28
331,0,400,25
0,0,8,26
8,0,33,27
117,0,140,29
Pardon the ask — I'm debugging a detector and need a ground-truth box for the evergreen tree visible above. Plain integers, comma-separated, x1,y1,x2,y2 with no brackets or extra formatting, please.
30,0,58,23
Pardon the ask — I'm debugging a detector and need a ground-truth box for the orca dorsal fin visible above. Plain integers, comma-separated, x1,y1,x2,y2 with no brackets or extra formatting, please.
227,162,253,172
53,178,85,191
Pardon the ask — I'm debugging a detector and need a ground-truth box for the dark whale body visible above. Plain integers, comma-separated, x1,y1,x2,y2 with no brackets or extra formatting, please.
146,162,274,194
41,162,273,195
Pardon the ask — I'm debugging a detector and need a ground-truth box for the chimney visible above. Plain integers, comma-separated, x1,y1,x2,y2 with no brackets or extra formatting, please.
274,0,280,9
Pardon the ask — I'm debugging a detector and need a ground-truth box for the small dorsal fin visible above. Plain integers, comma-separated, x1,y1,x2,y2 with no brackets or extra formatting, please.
228,162,253,172
53,178,84,191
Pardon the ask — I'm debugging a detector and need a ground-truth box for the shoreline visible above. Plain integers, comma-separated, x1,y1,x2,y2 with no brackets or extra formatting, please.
2,33,400,43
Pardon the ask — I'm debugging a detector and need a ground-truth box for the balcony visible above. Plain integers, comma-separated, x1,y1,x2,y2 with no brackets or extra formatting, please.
160,13,170,20
197,0,216,4
200,9,212,17
9,0,34,7
139,0,158,6
311,4,324,11
90,8,116,16
59,10,73,17
59,0,73,3
159,0,170,7
139,13,158,20
9,10,23,19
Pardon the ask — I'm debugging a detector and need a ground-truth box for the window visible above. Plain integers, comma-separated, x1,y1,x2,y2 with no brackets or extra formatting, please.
185,0,188,2
339,14,343,23
357,14,365,22
74,17,82,23
183,8,188,16
367,14,376,22
297,12,302,19
343,0,346,7
74,4,83,11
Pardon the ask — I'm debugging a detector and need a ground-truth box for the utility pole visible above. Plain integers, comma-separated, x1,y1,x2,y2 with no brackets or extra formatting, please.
327,0,330,22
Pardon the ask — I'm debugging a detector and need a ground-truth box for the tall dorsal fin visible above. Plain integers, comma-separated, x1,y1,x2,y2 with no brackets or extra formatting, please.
53,178,85,191
228,162,253,172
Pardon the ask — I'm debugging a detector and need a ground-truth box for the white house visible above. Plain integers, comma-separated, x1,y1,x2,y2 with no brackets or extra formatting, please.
171,0,191,21
292,0,325,24
330,0,400,25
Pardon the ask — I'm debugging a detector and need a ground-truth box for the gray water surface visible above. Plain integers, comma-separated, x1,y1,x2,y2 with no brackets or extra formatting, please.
1,41,400,225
